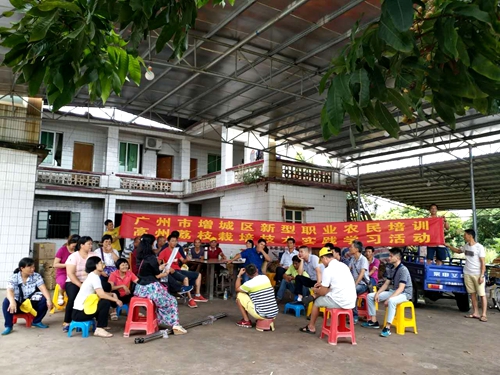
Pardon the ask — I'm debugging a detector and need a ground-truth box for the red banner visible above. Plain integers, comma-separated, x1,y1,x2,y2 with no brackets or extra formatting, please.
119,213,444,247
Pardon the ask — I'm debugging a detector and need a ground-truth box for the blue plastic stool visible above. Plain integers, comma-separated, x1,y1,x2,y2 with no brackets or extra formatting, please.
116,304,129,318
68,320,96,338
284,302,305,317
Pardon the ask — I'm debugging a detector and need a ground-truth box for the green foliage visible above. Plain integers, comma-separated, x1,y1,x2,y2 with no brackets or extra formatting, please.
241,167,263,184
0,0,234,110
320,0,500,142
464,209,500,247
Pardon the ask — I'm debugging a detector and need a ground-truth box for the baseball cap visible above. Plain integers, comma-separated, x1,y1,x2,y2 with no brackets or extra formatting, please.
318,247,333,257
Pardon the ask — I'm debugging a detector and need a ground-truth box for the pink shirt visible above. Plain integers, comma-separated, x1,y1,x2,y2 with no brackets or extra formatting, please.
109,270,139,297
65,251,98,283
55,245,72,279
369,257,380,283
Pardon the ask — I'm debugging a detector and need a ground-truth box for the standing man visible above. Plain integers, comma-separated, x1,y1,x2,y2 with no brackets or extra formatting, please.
299,247,356,335
348,240,369,324
122,236,140,260
361,247,413,337
103,219,121,252
274,238,299,284
447,229,487,322
427,203,450,265
235,264,279,328
365,246,380,287
294,246,322,304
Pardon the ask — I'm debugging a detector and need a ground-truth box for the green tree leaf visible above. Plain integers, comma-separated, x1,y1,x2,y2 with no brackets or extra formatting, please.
38,2,81,14
374,100,399,138
436,18,458,59
378,14,413,53
382,0,414,32
350,69,370,107
453,5,491,23
386,88,413,118
156,23,177,53
321,106,334,140
53,71,64,92
128,56,141,85
117,49,129,85
471,53,500,81
28,65,46,96
101,77,112,103
29,10,58,42
325,76,346,136
433,94,456,128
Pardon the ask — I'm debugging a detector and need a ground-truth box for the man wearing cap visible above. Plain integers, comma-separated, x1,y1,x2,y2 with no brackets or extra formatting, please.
299,247,356,334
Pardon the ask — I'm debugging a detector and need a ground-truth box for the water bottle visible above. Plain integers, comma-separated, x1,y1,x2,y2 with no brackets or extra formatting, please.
223,288,228,300
204,247,208,260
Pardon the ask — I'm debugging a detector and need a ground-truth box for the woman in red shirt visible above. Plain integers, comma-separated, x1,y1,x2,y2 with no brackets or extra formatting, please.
108,258,139,308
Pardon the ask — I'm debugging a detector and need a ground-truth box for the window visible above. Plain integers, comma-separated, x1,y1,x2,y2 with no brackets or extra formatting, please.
37,211,80,239
40,131,63,166
285,209,303,223
207,154,221,174
119,142,140,173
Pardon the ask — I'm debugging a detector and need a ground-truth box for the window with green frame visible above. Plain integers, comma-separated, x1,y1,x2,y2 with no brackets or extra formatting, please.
40,131,63,166
207,154,221,174
36,211,80,239
119,142,140,173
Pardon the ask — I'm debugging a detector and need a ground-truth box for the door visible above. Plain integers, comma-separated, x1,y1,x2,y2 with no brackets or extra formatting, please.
190,158,198,179
157,155,173,179
73,142,94,171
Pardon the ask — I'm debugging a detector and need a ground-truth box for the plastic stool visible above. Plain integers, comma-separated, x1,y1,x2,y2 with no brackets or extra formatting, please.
50,284,68,314
284,302,305,317
116,304,129,318
266,273,276,287
13,313,34,328
123,297,158,337
320,308,357,345
306,302,326,317
256,318,275,332
357,293,369,319
68,320,96,338
383,300,418,335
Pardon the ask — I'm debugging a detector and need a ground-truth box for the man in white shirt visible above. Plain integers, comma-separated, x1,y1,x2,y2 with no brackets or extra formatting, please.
299,247,356,334
274,238,299,284
447,229,487,322
348,240,369,324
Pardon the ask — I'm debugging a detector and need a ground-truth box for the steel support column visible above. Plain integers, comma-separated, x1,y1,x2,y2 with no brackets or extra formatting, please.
357,166,361,221
469,146,478,236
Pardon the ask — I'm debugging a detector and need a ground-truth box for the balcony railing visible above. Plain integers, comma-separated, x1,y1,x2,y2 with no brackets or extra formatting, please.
119,176,173,192
278,160,344,185
37,168,101,188
229,160,264,183
190,173,219,193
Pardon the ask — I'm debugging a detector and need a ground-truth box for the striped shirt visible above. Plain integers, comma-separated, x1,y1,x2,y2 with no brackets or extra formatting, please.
240,275,279,319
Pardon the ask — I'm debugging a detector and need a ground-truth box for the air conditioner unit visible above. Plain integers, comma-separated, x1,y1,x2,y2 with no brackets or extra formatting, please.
145,137,162,150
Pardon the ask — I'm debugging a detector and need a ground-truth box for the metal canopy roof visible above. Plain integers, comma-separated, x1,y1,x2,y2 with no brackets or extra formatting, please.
2,0,500,165
348,153,500,210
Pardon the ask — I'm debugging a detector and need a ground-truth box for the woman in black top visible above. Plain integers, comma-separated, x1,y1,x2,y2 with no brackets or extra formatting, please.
134,234,186,335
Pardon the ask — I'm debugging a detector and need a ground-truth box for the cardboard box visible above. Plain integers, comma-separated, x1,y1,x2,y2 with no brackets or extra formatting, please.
33,242,56,261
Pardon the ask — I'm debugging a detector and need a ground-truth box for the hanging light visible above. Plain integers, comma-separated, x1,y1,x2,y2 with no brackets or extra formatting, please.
426,180,431,187
145,66,155,81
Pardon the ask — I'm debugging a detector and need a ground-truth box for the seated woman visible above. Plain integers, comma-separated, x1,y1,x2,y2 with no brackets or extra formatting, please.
72,256,123,338
63,236,98,332
2,258,53,335
53,234,80,306
134,234,187,335
109,258,139,306
96,234,120,320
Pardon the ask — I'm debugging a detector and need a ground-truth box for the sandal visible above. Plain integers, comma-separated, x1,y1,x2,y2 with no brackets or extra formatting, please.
173,325,187,335
479,316,487,322
299,325,316,334
110,312,118,321
464,314,480,319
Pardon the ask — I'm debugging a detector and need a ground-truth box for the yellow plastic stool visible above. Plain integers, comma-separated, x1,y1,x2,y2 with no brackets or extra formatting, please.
306,302,326,317
266,273,276,287
383,300,418,335
50,284,68,314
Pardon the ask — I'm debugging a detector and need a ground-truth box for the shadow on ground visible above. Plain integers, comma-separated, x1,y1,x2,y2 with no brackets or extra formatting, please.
0,291,497,375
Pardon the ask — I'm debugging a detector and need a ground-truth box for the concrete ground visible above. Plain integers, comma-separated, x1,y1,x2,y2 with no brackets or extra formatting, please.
0,290,497,375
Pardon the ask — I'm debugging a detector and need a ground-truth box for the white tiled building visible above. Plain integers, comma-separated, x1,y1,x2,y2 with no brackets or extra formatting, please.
0,103,348,287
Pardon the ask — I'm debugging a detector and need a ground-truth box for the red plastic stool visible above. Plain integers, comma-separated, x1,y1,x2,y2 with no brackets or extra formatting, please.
256,318,275,332
13,313,34,328
123,297,158,337
320,308,357,345
357,293,369,319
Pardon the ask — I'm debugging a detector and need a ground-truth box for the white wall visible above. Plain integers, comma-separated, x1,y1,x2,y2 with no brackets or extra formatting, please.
116,200,178,216
31,196,105,251
202,198,221,218
41,122,107,172
190,142,221,177
0,148,37,287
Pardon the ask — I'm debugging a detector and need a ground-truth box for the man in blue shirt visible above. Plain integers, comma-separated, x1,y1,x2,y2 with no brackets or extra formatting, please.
230,238,271,282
